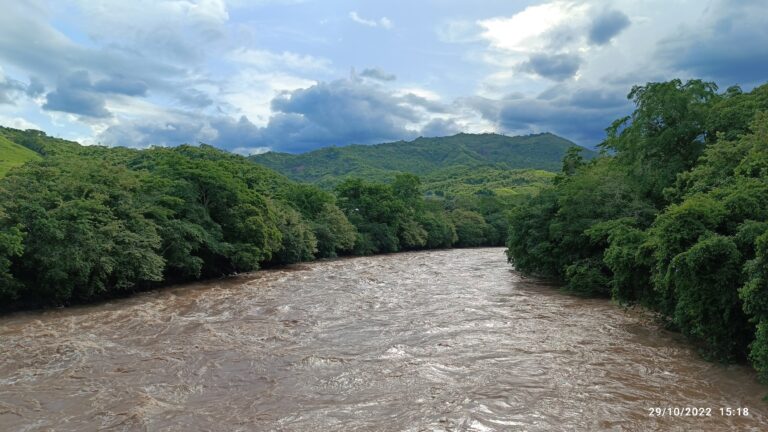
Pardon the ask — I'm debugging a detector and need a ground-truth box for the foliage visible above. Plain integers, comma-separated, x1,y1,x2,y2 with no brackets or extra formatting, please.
279,183,357,258
418,210,457,248
601,79,719,206
251,132,594,188
334,176,449,254
450,209,488,247
592,218,652,304
272,203,317,264
422,166,555,198
130,146,284,275
0,209,24,299
0,157,166,304
506,80,768,374
0,135,352,306
668,234,750,361
2,125,522,310
0,124,553,307
741,230,768,380
311,203,357,258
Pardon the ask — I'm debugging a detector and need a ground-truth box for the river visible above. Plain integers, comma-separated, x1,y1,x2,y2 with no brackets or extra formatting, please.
1,248,766,431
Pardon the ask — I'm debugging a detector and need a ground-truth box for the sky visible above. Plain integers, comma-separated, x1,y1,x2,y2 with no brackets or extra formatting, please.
0,0,766,154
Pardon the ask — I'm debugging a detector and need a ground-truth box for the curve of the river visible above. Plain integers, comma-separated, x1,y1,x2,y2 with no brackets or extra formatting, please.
1,248,766,431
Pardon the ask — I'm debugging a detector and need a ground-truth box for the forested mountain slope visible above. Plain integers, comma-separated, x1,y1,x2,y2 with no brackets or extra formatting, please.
250,132,594,188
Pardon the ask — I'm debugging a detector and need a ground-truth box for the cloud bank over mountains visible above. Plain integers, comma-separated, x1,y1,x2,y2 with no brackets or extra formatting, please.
0,0,765,153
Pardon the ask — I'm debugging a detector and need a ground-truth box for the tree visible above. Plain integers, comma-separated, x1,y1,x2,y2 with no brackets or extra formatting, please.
418,211,457,248
0,208,24,301
311,203,357,258
601,79,719,206
668,235,750,361
561,146,585,176
741,229,768,380
282,184,357,258
451,209,488,247
335,178,409,253
0,158,166,304
272,204,317,264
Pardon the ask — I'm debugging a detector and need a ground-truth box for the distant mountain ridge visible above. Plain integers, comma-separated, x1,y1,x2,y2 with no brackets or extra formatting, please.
249,132,595,188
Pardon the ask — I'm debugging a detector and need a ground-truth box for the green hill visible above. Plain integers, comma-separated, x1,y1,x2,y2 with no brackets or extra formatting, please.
250,132,595,189
0,125,88,179
0,126,84,158
0,134,41,177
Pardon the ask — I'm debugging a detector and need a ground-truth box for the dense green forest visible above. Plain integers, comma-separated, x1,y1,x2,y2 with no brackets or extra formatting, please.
0,127,528,309
251,132,593,188
506,80,768,380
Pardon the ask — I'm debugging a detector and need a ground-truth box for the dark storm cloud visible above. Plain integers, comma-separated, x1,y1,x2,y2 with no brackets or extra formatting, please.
97,78,454,153
359,68,396,81
177,88,214,108
536,84,627,111
420,118,461,137
522,53,582,81
209,115,262,149
43,71,111,118
261,78,423,151
588,9,630,45
43,89,111,118
658,0,768,86
42,70,154,118
466,84,632,147
0,74,45,104
93,75,149,96
26,76,45,97
0,76,27,104
272,79,419,124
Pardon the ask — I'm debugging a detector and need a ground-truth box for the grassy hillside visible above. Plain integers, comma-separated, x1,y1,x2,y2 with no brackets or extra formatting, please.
0,134,41,177
250,132,594,188
0,126,85,158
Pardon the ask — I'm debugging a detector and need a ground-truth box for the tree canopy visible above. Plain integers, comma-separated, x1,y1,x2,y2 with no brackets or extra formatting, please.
507,81,768,378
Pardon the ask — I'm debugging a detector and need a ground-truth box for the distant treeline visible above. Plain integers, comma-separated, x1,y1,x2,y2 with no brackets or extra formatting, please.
0,130,511,309
506,80,768,379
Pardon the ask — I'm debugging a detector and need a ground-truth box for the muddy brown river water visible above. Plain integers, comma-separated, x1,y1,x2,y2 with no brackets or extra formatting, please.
1,248,767,431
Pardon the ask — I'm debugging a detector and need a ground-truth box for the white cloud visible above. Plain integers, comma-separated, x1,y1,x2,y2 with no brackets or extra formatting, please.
349,11,393,29
395,87,441,101
222,71,316,126
229,48,332,73
478,1,588,54
0,115,40,131
436,20,482,44
231,146,271,156
75,0,229,33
